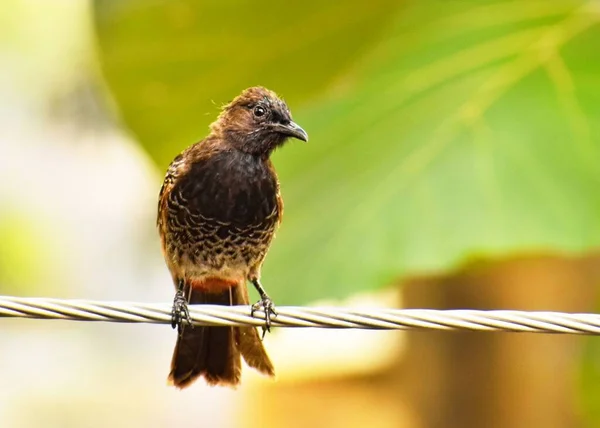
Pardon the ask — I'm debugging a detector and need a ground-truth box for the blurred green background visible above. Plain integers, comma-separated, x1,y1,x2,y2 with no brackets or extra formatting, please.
1,0,600,427
96,0,600,303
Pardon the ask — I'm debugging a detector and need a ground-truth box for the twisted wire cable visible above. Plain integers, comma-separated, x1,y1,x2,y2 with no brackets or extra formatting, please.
1,296,600,334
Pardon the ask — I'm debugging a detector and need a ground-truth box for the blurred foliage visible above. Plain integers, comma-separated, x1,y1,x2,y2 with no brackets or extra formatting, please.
1,0,92,106
581,335,600,427
94,0,600,304
93,0,400,167
0,210,63,295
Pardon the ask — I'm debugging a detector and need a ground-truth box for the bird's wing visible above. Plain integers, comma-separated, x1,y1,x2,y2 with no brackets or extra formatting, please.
157,152,188,228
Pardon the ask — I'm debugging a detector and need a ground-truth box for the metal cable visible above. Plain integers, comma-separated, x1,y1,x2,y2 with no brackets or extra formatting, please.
1,296,600,334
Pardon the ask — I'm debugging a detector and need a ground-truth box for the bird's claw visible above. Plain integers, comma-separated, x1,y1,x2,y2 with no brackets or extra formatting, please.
171,289,192,335
251,295,277,340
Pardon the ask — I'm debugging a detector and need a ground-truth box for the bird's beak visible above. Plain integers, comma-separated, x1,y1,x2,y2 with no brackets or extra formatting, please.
275,121,309,142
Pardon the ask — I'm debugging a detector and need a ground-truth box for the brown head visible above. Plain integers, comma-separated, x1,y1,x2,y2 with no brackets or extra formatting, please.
210,86,308,156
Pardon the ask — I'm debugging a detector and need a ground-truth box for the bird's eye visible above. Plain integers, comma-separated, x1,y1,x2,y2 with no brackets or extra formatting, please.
253,105,267,118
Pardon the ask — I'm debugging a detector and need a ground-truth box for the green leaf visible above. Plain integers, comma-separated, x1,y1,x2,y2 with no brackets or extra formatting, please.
93,0,402,169
266,0,600,303
94,0,600,304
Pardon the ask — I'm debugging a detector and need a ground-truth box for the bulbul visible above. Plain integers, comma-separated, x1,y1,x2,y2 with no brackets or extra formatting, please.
157,86,308,388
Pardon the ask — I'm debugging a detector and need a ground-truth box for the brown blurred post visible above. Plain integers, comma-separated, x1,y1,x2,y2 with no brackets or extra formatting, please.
399,255,600,428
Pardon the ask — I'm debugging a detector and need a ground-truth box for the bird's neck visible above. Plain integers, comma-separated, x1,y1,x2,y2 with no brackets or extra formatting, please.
209,127,284,158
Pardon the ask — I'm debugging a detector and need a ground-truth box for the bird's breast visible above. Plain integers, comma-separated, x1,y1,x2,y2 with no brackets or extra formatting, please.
168,150,279,241
162,150,281,278
196,151,279,225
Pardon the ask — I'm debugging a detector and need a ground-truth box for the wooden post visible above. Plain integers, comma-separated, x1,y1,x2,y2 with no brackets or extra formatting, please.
400,255,600,428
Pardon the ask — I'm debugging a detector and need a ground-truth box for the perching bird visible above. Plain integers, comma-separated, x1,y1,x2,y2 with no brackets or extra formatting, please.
157,86,308,388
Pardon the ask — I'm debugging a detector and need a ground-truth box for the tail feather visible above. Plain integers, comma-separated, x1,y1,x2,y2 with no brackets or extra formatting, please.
233,284,275,377
168,281,274,389
168,287,241,388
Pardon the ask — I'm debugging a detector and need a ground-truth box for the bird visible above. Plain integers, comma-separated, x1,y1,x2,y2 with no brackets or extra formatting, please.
157,86,308,388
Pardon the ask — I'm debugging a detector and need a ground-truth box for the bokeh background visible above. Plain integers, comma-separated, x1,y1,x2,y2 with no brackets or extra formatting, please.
2,0,600,427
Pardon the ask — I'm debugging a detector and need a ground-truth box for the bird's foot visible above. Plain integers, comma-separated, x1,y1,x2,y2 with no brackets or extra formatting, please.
171,288,192,335
251,295,277,340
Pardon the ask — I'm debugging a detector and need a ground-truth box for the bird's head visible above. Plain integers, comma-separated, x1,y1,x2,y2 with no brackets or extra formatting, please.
211,86,308,156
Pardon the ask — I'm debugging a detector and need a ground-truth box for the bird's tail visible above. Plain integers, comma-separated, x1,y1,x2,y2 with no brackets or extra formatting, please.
168,282,275,389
